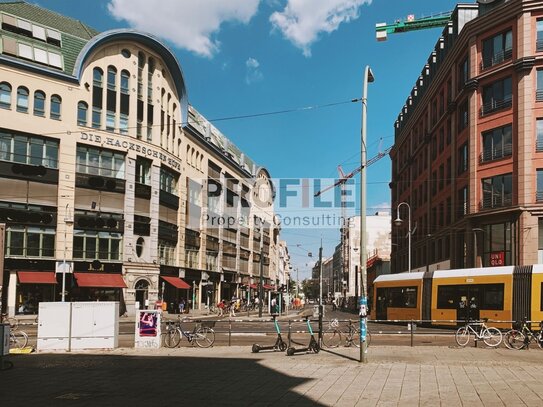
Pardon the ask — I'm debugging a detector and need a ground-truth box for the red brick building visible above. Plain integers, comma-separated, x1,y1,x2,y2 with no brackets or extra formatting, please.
391,0,543,273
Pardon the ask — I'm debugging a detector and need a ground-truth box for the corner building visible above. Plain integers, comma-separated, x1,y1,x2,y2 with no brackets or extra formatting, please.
0,2,279,316
390,0,543,273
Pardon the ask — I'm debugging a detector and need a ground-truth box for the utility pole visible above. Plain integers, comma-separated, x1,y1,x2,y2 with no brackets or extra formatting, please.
0,223,5,315
258,251,263,318
360,65,374,363
318,239,323,346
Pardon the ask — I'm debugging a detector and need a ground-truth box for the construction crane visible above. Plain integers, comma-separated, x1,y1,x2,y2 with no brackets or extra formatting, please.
314,146,392,198
375,11,452,41
314,145,392,295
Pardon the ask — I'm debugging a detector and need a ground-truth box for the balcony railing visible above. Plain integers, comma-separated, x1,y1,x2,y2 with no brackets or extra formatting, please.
480,96,512,116
481,48,512,70
537,90,543,102
537,38,543,52
480,193,513,210
537,191,543,202
479,144,512,163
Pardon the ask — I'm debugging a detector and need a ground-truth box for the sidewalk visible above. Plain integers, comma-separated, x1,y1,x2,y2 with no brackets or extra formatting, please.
4,345,543,406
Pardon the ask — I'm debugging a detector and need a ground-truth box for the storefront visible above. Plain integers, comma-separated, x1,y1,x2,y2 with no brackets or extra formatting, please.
15,271,57,315
71,272,127,314
161,275,191,313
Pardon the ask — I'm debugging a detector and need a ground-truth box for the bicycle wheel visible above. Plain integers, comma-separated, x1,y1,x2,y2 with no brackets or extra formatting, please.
505,330,526,350
163,328,181,348
455,327,471,347
536,333,543,349
7,317,18,330
349,328,361,348
11,330,28,349
322,329,342,348
194,327,215,348
482,327,502,347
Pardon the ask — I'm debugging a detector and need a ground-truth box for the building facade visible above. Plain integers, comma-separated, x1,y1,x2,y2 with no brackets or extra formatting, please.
0,2,280,316
390,0,543,273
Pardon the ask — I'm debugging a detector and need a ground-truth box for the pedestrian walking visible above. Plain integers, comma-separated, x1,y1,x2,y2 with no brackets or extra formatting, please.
229,297,236,317
179,298,185,314
332,297,337,311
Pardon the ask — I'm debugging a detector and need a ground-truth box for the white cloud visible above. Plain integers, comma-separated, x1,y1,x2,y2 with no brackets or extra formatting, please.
107,0,260,58
245,57,263,84
270,0,371,57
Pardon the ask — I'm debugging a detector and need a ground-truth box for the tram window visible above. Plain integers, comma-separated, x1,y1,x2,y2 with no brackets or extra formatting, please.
481,284,504,310
437,286,457,309
388,286,417,308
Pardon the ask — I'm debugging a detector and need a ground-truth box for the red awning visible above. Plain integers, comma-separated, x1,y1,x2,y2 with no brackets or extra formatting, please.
74,273,127,288
249,283,258,289
161,276,191,289
17,271,57,284
263,284,275,290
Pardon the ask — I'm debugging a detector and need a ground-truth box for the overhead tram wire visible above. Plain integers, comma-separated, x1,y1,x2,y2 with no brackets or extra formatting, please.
32,97,363,138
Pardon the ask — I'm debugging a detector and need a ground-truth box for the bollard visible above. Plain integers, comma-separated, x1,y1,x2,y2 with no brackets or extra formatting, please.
410,319,414,347
288,320,292,347
228,319,232,346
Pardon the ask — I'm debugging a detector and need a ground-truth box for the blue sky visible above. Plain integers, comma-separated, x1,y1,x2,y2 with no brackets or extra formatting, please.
36,0,462,279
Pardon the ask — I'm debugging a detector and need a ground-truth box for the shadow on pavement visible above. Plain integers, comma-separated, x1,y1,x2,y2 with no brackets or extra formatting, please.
1,353,323,406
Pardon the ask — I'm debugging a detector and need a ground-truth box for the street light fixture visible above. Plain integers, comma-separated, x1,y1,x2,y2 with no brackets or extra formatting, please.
359,65,374,364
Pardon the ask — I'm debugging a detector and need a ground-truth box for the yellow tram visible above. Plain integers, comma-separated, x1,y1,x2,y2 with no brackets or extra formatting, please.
371,265,543,328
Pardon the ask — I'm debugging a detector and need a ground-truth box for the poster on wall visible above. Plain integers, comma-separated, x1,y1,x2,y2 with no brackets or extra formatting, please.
135,310,161,349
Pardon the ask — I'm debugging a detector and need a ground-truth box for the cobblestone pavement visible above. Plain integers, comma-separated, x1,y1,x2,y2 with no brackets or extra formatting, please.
3,345,543,406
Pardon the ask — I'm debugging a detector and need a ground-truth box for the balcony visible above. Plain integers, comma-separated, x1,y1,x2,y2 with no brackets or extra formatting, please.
480,97,512,117
479,144,512,163
481,48,512,70
480,193,512,210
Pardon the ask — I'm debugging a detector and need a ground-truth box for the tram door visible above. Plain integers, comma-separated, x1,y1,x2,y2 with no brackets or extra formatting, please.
376,288,388,320
456,285,480,323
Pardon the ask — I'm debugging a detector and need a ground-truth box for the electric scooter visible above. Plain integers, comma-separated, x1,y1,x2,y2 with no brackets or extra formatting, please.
252,314,287,353
286,316,320,356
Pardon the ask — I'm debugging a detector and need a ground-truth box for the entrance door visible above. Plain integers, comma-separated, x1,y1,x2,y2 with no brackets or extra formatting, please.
456,285,480,323
376,288,388,320
135,279,149,309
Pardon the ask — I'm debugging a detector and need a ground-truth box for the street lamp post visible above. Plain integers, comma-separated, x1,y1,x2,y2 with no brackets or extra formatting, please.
62,204,73,302
359,65,374,363
394,202,412,273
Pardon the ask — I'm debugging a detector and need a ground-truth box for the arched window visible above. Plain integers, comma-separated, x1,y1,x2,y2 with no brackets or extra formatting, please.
0,82,12,109
93,67,103,87
16,86,29,113
33,90,45,116
50,95,61,120
107,66,117,91
77,101,88,126
120,70,130,94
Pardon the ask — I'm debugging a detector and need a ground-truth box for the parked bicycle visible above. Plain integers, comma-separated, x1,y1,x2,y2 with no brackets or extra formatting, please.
322,319,371,348
163,316,215,348
344,319,371,348
1,313,28,349
504,319,543,350
455,318,502,347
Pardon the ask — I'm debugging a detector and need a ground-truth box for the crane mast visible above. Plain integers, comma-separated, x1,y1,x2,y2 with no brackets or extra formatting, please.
314,146,391,296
